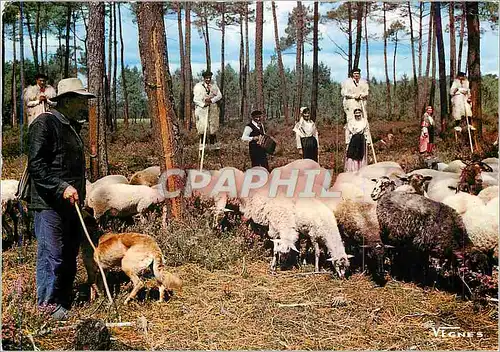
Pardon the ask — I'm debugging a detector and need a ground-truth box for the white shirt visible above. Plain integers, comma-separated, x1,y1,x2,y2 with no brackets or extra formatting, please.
241,121,265,142
341,78,369,100
293,119,319,149
193,81,222,108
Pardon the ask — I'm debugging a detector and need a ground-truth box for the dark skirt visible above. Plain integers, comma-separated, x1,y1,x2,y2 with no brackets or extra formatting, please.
428,125,435,144
346,133,366,161
249,143,269,171
300,136,318,162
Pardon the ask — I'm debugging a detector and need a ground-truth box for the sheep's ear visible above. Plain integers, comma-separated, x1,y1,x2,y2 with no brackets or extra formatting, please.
326,258,334,262
448,185,457,190
346,254,354,259
480,162,493,172
371,178,377,182
396,174,408,182
424,176,433,181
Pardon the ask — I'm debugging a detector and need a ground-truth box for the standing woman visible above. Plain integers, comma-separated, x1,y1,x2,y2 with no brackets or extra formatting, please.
293,107,319,162
419,105,436,157
345,108,371,172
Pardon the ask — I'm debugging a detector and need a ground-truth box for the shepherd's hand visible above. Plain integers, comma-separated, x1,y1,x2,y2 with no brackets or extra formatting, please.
63,185,79,205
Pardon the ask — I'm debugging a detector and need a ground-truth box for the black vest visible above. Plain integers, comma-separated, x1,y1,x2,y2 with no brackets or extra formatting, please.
247,122,264,145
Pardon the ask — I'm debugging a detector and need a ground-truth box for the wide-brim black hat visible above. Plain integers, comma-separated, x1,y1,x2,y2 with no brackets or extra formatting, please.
251,110,263,118
202,71,213,78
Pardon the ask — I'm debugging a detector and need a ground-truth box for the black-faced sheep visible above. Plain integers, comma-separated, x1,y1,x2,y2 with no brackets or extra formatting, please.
1,179,31,248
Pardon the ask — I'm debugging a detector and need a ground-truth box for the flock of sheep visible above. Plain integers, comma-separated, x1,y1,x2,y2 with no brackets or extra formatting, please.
1,157,499,296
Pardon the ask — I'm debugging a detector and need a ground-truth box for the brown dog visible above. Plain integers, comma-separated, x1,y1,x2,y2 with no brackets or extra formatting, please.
92,232,182,304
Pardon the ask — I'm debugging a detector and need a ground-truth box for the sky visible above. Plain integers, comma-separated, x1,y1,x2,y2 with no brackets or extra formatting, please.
2,1,499,83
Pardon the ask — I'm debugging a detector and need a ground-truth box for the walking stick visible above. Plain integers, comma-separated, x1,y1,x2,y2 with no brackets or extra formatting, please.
199,107,209,171
463,98,474,154
74,203,115,308
361,100,377,164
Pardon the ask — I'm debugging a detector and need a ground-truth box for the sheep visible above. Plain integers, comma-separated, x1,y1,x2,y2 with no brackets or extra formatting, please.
482,158,498,173
356,161,404,180
129,166,161,187
86,183,165,221
453,161,494,195
442,192,485,215
371,176,488,287
1,179,31,247
443,160,466,173
85,175,129,207
426,177,460,203
461,197,499,255
394,174,433,196
477,186,499,204
332,173,376,203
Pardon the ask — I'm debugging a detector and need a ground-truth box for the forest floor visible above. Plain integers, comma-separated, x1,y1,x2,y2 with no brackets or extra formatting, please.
1,116,499,350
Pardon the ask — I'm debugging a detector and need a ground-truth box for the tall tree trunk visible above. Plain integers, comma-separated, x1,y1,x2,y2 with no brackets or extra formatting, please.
449,2,456,83
239,13,245,121
418,2,423,78
57,28,63,78
347,2,352,75
393,33,398,95
220,3,225,125
118,3,129,128
184,2,192,130
106,4,113,130
88,2,108,180
35,3,40,69
364,2,370,82
272,1,289,122
293,1,303,121
177,3,185,122
408,2,418,117
311,1,319,122
136,2,182,219
203,10,211,72
423,4,433,111
429,7,437,108
19,3,25,127
434,2,448,132
64,4,71,78
73,11,77,76
112,2,117,130
25,10,39,73
353,2,363,70
11,21,17,127
45,27,48,68
245,3,250,118
255,1,264,112
40,10,44,73
457,3,465,73
383,3,391,119
466,2,481,136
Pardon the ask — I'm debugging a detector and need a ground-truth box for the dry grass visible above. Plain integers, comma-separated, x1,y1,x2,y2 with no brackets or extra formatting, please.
2,118,498,350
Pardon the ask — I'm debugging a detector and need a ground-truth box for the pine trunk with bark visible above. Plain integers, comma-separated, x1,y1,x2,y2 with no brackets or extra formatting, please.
364,3,369,82
383,3,391,119
422,4,433,111
220,3,225,125
393,32,398,94
177,3,185,122
40,10,44,73
272,1,289,122
11,21,17,127
19,4,25,126
466,2,481,136
255,1,264,112
64,4,71,78
429,9,437,108
184,2,193,130
245,3,250,118
293,1,304,121
136,2,182,219
311,1,319,122
203,10,211,72
347,2,352,75
112,2,118,130
25,9,39,73
418,2,423,78
457,3,466,73
239,13,245,121
106,3,113,130
73,11,77,76
353,2,363,70
88,2,108,180
118,3,129,128
434,2,448,132
35,3,40,69
408,2,418,117
449,3,456,83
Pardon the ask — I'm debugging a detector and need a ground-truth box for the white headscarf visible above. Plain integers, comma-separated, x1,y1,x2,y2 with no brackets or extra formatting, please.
346,109,367,135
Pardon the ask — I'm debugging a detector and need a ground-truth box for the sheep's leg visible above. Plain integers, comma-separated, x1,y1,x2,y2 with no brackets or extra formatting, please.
314,241,320,273
158,285,166,302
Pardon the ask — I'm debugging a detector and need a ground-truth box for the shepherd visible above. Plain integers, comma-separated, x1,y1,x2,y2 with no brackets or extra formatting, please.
241,110,270,171
450,71,474,133
419,105,436,158
24,73,57,125
341,67,369,121
345,108,372,172
193,71,223,151
293,107,319,162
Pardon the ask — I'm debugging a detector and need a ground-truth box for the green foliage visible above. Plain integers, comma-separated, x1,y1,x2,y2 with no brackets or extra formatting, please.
116,66,148,120
280,3,315,51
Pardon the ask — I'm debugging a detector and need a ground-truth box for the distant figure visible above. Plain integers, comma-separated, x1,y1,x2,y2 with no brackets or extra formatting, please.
450,71,474,132
345,108,371,172
193,71,222,150
341,67,369,121
293,107,319,162
419,105,436,157
241,110,269,170
24,73,57,125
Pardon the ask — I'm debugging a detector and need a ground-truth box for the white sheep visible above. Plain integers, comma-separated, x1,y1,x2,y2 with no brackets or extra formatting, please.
442,160,466,173
356,161,404,180
85,175,129,207
129,166,161,186
86,183,165,220
478,186,499,204
462,197,499,254
442,192,485,215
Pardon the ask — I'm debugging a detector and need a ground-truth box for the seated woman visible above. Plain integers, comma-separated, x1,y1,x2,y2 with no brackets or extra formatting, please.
345,108,371,172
